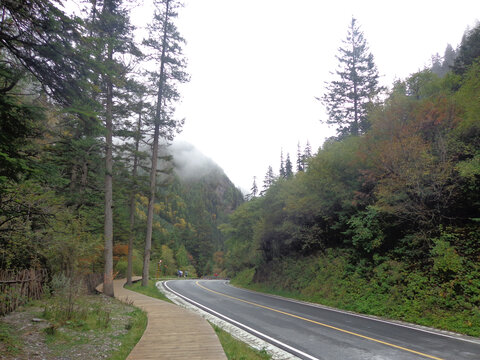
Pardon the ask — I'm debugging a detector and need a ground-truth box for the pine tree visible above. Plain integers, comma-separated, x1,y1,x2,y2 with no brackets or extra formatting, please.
261,165,275,195
430,53,443,77
142,0,188,287
0,0,89,106
279,149,286,178
285,153,293,178
304,140,312,157
431,44,457,77
250,176,258,199
453,22,480,75
321,17,382,138
296,142,304,172
124,83,149,286
303,140,312,170
443,44,457,70
87,0,140,296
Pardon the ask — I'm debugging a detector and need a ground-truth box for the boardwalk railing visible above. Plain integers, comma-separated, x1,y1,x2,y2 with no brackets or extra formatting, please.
0,268,47,316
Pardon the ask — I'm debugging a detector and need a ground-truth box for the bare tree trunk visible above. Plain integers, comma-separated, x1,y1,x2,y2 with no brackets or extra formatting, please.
103,9,114,296
70,165,78,191
352,62,359,136
81,160,88,190
142,0,170,287
127,110,141,286
142,124,160,286
103,80,114,296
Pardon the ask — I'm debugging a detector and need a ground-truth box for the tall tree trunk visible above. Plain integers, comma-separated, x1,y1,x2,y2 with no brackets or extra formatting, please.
142,0,170,287
142,123,159,286
103,9,114,296
127,110,141,286
352,61,359,136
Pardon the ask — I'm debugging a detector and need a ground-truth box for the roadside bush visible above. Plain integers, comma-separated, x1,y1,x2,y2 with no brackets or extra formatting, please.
232,268,255,287
42,273,111,330
236,251,480,336
114,249,143,278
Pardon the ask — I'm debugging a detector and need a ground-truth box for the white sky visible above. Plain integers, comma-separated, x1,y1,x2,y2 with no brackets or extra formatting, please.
132,0,480,193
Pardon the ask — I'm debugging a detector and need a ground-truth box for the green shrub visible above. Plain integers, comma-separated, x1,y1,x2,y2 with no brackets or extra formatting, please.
231,268,255,287
114,249,144,278
234,251,480,337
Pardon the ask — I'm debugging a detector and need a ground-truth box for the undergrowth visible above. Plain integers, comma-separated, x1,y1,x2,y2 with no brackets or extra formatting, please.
212,324,271,360
0,321,21,356
232,250,480,337
0,273,147,359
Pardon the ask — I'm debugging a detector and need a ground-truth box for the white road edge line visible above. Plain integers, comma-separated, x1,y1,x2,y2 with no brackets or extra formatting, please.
163,280,320,360
223,281,480,345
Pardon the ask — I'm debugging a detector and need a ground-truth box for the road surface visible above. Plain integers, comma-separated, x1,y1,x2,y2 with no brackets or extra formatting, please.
164,279,480,360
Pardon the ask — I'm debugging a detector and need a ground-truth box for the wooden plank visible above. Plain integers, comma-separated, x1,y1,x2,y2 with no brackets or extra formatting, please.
100,278,227,360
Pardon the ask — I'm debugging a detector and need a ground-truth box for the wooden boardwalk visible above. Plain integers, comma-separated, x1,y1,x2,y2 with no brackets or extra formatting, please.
98,278,227,360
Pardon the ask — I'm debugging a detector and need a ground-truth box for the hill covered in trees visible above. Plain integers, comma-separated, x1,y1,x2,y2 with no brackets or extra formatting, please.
1,1,479,337
222,21,480,336
0,123,243,277
0,0,244,281
143,141,244,276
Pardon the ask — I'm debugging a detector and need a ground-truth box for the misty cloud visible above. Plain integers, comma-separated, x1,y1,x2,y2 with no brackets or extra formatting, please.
169,140,224,181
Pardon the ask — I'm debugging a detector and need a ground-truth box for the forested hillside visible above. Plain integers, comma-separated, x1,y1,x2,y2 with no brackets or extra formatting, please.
0,0,242,284
1,0,479,337
135,142,244,276
223,22,480,336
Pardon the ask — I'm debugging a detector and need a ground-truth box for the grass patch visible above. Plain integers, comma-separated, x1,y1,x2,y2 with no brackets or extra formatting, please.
109,307,147,360
231,268,255,288
41,293,147,358
125,279,172,303
0,292,147,360
42,295,112,331
0,321,22,356
212,324,271,360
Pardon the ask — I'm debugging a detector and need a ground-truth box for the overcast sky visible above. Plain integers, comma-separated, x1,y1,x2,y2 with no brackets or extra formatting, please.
132,0,480,193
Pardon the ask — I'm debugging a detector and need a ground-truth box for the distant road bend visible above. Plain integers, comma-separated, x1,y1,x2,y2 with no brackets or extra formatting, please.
164,280,480,360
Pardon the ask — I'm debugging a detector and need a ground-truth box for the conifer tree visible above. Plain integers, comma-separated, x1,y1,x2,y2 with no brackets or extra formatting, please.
443,44,457,70
142,0,188,286
250,176,258,198
304,140,312,158
285,153,293,178
87,0,139,296
431,44,457,77
453,22,480,75
321,17,382,138
0,0,88,106
124,83,149,286
296,142,304,172
279,149,286,178
261,165,275,195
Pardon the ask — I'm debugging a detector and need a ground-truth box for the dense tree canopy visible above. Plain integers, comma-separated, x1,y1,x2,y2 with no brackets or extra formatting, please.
453,21,480,74
0,0,242,283
223,41,480,335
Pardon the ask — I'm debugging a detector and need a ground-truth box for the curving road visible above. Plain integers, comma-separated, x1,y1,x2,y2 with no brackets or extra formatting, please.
164,279,480,360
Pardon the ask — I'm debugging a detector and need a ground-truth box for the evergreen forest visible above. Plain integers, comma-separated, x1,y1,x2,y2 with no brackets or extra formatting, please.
1,0,480,339
222,21,480,336
0,0,242,288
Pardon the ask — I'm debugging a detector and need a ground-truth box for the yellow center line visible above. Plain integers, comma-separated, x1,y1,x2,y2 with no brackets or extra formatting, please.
195,281,444,360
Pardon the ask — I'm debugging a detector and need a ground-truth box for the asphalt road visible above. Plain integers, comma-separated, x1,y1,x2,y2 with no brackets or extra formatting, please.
164,279,480,360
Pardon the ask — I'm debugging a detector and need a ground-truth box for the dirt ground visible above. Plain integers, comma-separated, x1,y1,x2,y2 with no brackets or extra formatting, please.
0,294,135,360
